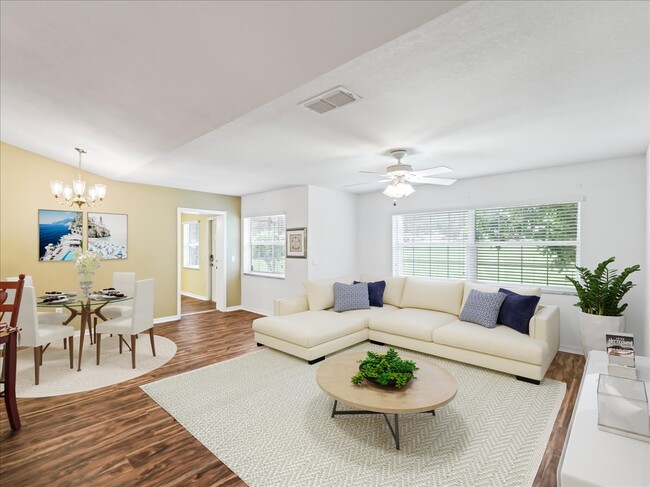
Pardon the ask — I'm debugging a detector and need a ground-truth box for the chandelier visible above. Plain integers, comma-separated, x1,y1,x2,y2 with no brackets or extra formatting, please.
50,148,106,208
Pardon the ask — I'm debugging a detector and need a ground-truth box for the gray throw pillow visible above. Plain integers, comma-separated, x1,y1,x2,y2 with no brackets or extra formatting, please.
333,282,370,313
459,289,507,328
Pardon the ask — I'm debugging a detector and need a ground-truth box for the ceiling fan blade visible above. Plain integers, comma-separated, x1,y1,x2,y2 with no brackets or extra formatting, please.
359,170,390,176
343,179,391,188
410,177,457,186
411,166,453,177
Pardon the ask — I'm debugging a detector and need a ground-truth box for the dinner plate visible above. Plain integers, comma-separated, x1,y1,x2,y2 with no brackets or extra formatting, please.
42,293,66,298
93,294,121,300
40,297,68,304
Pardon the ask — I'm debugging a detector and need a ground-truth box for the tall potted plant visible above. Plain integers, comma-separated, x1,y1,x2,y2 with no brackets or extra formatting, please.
566,257,640,356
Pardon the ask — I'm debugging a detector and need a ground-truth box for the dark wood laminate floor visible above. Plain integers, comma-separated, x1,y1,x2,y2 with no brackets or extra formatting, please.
181,295,217,315
0,311,585,486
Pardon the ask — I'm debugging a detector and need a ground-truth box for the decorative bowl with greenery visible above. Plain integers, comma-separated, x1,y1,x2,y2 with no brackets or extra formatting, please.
351,348,418,388
566,257,640,316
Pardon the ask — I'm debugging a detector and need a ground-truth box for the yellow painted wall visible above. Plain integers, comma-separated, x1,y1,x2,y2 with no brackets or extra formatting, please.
180,213,212,299
0,143,241,320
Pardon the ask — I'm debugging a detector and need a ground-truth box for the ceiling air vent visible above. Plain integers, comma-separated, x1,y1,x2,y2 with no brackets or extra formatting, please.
302,86,360,114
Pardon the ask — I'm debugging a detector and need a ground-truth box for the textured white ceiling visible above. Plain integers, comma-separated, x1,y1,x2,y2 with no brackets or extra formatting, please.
1,1,648,196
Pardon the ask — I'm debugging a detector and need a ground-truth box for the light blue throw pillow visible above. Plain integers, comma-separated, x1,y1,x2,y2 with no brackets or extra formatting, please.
459,289,507,328
333,282,370,313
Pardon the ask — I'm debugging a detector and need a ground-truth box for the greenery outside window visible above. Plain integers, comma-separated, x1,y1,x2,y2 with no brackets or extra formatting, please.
243,214,286,278
183,221,199,269
392,202,580,290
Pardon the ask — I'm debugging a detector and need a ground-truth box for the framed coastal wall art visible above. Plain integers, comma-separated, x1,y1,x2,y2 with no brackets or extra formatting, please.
38,209,83,261
87,212,128,259
286,227,307,258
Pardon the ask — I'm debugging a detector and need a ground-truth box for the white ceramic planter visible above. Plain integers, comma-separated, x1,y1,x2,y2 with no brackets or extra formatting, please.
579,312,626,356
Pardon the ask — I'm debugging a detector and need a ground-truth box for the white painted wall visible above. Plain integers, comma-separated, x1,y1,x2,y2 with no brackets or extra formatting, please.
241,185,359,315
646,145,650,356
357,155,647,355
307,186,358,280
241,186,309,315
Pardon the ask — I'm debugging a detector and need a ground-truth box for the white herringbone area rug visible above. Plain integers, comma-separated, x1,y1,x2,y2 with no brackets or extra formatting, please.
141,344,565,487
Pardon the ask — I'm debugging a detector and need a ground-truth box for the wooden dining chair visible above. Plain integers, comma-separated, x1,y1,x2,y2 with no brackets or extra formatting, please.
0,274,26,430
96,278,155,369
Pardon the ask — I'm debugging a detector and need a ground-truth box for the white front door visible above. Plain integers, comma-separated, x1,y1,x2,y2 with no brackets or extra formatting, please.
210,215,226,310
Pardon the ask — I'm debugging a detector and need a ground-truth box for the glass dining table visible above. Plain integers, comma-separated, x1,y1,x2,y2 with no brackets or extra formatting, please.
37,294,131,371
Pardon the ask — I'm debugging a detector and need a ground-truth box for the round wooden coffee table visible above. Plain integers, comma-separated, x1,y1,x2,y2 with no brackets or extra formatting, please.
316,351,457,450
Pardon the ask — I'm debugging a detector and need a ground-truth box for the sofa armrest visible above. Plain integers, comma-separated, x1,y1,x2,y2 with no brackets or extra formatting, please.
274,295,309,316
529,305,560,354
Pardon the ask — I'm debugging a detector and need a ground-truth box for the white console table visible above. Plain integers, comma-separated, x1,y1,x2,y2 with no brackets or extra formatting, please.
558,351,650,486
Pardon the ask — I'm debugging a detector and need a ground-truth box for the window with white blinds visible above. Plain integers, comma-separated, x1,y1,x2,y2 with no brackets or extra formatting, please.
243,214,286,277
392,210,469,279
392,202,580,289
183,221,199,269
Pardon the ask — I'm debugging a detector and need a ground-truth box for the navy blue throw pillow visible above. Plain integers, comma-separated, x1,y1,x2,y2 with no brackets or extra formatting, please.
497,288,541,334
354,280,386,307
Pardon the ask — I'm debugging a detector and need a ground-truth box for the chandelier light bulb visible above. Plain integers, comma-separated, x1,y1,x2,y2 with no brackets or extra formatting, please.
50,180,63,197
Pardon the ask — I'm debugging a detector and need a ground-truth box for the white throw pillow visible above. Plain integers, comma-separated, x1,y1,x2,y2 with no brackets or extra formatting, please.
304,276,354,311
400,277,465,315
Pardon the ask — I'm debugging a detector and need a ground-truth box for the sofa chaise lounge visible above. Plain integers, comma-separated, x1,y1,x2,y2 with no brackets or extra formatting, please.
252,275,560,384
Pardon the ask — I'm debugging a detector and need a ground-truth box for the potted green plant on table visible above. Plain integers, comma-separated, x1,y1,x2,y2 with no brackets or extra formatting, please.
566,257,640,356
351,348,418,388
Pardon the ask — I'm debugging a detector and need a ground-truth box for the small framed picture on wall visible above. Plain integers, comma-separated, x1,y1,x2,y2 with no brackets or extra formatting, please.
286,228,307,258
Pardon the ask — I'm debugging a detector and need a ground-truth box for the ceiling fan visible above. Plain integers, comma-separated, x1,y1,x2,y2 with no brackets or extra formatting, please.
347,149,457,203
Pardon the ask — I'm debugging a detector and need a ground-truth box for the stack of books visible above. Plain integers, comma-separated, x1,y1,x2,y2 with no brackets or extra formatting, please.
607,332,637,379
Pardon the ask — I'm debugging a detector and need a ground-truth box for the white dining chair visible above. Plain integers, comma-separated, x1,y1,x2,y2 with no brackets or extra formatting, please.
100,272,136,320
96,278,155,369
6,275,67,328
8,286,75,385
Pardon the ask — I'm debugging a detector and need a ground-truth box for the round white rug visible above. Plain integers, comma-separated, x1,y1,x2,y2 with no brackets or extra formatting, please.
15,331,177,397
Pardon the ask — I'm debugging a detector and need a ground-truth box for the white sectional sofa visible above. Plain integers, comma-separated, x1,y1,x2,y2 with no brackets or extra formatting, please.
252,275,560,383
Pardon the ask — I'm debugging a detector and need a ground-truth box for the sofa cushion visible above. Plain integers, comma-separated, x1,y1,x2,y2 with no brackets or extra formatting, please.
461,282,541,310
459,290,507,328
341,304,399,325
333,282,370,313
354,280,386,307
369,308,458,342
253,310,365,348
399,277,464,315
360,275,405,307
497,288,541,334
304,276,353,311
432,320,547,365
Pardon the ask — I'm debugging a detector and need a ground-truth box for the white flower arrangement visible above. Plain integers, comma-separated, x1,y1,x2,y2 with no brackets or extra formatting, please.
74,249,102,280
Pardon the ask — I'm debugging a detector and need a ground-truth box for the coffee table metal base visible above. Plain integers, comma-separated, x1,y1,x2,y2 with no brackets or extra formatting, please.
330,400,435,450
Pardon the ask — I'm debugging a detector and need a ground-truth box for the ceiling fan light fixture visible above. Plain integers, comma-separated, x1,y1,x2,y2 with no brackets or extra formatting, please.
383,179,415,199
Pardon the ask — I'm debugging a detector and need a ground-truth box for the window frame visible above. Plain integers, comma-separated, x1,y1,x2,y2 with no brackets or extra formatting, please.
243,214,286,279
182,220,200,270
392,202,580,292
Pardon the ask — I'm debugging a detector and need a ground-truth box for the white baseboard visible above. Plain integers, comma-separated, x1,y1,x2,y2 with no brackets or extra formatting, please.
559,345,583,355
224,305,242,312
154,315,180,324
240,306,270,316
181,291,209,301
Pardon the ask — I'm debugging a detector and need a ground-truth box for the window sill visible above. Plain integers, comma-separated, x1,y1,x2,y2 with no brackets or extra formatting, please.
243,272,285,280
183,266,200,270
